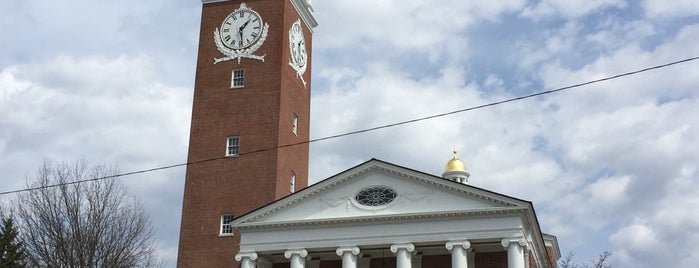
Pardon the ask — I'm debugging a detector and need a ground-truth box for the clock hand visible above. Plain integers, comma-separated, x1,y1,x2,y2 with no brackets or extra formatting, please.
239,19,251,31
297,43,303,61
237,19,251,47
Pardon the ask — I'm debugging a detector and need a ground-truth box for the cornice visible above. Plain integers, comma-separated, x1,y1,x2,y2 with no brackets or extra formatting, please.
370,164,518,207
241,163,521,224
237,207,528,231
201,0,317,31
290,0,318,31
521,208,554,268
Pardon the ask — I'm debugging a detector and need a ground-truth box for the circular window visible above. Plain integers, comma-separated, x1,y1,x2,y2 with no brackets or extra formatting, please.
354,186,397,207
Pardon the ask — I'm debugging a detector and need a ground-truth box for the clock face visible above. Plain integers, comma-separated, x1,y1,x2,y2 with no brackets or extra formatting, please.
220,8,263,50
289,20,307,67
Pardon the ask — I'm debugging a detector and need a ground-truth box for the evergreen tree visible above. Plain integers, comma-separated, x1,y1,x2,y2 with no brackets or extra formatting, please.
0,216,26,267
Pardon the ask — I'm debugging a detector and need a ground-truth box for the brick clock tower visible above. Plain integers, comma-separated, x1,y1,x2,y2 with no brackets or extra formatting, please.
177,0,317,267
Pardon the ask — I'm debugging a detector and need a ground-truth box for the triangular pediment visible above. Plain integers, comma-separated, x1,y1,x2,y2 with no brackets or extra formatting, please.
233,159,530,227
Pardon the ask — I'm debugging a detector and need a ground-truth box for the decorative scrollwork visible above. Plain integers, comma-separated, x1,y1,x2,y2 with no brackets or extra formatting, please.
288,19,308,88
213,23,269,64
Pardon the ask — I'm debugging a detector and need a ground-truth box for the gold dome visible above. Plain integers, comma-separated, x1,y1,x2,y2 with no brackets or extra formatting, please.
444,150,467,172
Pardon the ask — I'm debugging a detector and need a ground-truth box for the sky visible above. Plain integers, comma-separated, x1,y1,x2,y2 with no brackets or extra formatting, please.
1,0,698,267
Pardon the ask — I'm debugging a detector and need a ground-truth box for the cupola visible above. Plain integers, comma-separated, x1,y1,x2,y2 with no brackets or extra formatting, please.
442,150,470,184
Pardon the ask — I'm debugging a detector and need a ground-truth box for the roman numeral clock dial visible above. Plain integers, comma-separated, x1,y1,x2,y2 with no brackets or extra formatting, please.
221,9,262,49
213,3,269,64
288,19,308,88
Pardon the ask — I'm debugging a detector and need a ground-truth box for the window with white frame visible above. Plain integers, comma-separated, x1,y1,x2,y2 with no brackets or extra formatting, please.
292,113,298,136
220,214,234,235
226,136,240,156
231,69,245,88
290,171,296,193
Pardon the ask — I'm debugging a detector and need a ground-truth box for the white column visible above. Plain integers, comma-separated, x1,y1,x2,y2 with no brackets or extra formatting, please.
285,249,309,268
235,251,258,268
336,246,360,268
501,238,527,268
390,243,415,268
446,240,471,268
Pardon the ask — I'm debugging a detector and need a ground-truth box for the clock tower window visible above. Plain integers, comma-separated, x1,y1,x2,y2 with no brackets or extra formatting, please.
231,69,245,88
292,113,298,136
226,136,240,156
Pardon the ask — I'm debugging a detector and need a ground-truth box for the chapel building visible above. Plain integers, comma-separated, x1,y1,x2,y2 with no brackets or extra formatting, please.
176,1,560,268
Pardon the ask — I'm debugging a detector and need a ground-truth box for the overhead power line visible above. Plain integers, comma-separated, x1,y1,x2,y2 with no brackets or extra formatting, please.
1,56,698,196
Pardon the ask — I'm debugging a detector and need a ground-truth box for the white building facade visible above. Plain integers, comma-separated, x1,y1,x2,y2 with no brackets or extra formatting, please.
232,158,560,268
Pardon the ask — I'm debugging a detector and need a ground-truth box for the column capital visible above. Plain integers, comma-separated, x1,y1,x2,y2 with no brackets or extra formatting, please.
445,240,471,251
500,237,527,249
235,251,258,261
390,243,415,254
336,246,361,256
285,249,309,259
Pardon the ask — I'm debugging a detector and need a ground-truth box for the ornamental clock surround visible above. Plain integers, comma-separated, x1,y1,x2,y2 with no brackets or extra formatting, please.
288,18,308,88
213,2,269,64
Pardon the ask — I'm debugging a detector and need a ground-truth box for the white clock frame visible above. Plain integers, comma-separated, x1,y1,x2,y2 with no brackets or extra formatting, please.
288,19,308,88
213,2,269,64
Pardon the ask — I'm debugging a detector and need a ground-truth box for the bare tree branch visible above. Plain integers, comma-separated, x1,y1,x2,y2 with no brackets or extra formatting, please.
592,251,612,268
559,251,612,268
559,251,580,268
15,160,160,267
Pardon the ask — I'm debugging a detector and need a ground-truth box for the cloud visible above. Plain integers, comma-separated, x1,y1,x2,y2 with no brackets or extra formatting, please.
643,0,699,18
530,23,699,267
311,3,699,267
0,53,192,266
314,0,526,68
2,1,699,267
520,0,627,19
609,154,699,267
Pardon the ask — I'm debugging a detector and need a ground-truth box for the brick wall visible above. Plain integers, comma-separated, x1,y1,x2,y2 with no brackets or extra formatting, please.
177,0,311,267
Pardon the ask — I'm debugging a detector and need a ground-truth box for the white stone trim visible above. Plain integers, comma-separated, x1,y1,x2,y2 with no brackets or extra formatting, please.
284,249,309,258
202,0,229,3
235,251,259,268
289,0,318,31
501,237,527,248
235,251,258,261
390,243,415,253
445,240,471,251
336,246,361,256
237,207,528,230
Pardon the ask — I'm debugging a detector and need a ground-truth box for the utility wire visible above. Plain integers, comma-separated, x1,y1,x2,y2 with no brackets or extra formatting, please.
1,56,698,196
